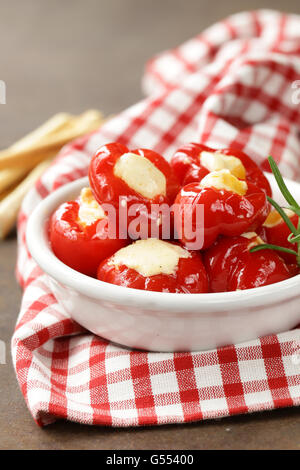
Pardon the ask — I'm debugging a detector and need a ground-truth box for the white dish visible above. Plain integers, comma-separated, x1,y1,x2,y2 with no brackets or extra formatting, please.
26,173,300,352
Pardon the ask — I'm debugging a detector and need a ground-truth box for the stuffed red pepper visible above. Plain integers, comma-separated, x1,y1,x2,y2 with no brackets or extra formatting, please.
97,238,209,293
174,169,270,250
50,187,127,277
171,142,272,196
89,142,180,239
260,209,299,263
204,232,291,292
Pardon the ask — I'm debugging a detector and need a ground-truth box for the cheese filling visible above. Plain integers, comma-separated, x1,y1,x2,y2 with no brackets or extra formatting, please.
113,152,166,199
108,239,191,277
241,232,264,249
199,169,248,196
263,208,295,228
77,187,105,227
200,151,246,180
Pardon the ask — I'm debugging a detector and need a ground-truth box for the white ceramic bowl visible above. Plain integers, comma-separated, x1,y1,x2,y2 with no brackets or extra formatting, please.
26,174,300,352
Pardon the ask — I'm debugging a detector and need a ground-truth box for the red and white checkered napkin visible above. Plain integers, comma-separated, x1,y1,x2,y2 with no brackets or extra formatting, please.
12,10,300,426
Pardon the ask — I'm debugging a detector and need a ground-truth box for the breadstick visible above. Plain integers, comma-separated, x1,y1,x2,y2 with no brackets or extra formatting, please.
0,167,29,194
0,181,19,201
0,113,73,193
0,110,106,238
0,110,104,170
10,113,73,151
0,159,52,239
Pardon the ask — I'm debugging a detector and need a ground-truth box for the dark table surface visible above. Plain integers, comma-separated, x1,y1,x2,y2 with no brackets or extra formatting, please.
0,0,299,450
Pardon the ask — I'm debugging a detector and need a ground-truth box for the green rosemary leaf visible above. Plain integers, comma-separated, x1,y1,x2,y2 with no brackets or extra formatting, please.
249,244,298,256
268,156,299,208
267,197,298,236
287,233,300,243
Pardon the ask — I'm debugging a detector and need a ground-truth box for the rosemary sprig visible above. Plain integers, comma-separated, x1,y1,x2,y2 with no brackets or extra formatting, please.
250,244,298,257
250,156,300,265
288,232,300,243
296,211,300,262
267,156,299,207
266,197,298,236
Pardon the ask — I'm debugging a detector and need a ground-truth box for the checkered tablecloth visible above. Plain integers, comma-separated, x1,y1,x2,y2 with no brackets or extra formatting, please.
12,9,300,426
